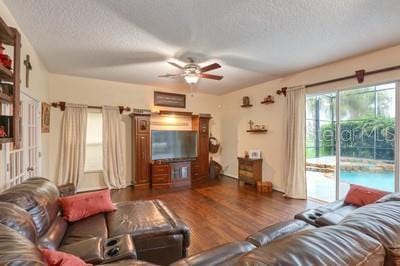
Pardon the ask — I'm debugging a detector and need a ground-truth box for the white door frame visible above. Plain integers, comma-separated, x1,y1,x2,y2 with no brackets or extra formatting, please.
2,89,41,189
21,89,42,176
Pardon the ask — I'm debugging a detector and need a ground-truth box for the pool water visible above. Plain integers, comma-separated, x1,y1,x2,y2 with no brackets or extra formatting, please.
340,171,394,192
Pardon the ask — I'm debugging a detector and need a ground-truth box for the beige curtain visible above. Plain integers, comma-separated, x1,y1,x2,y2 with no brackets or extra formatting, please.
283,86,307,199
102,106,126,189
58,104,88,186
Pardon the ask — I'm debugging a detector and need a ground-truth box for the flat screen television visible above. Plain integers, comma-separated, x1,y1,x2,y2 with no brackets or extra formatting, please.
151,130,198,161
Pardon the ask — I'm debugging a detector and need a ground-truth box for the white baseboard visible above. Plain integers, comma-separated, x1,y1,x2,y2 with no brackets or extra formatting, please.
223,173,285,193
77,186,107,192
223,173,238,179
77,184,134,193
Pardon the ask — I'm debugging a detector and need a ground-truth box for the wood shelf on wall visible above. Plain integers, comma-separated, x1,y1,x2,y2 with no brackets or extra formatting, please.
260,100,275,105
246,129,268,133
241,104,253,108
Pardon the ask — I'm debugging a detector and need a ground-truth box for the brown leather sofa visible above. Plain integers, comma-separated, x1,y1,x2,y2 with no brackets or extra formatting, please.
0,222,156,265
0,177,190,265
172,195,400,265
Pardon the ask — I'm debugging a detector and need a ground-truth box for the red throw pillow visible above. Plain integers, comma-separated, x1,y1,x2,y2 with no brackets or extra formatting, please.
40,248,90,266
344,184,389,206
59,189,116,222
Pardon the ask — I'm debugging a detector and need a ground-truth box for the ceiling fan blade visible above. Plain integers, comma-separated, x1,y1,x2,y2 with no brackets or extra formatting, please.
201,73,224,80
158,74,181,78
200,63,221,73
168,62,184,69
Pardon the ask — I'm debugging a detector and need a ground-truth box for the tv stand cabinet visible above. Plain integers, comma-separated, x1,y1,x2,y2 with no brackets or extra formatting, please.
151,161,191,189
130,110,211,189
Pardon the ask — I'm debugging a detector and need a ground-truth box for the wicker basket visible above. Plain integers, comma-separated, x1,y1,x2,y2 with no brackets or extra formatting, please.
209,136,220,153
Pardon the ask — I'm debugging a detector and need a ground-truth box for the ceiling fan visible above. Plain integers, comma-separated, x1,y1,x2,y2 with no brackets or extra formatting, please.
158,58,223,84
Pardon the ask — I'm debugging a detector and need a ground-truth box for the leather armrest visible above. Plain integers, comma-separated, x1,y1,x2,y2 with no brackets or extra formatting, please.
315,205,358,226
246,220,314,247
294,200,345,227
38,216,68,250
100,260,158,265
58,237,104,264
103,235,137,264
294,209,325,227
170,241,255,266
315,212,344,226
324,200,346,210
57,183,76,197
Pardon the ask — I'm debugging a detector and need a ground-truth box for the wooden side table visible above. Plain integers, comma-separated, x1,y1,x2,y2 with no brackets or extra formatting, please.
237,157,262,187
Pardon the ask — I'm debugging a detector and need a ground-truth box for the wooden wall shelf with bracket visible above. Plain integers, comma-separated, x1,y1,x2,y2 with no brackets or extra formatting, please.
260,100,275,105
246,129,268,133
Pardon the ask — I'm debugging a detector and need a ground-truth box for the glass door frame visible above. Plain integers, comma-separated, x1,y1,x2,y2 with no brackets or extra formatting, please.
307,80,400,201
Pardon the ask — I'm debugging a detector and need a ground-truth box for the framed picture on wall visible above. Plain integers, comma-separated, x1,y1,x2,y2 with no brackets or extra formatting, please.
41,102,50,133
154,91,186,108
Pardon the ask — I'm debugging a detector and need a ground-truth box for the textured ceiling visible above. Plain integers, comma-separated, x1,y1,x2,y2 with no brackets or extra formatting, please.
4,0,400,95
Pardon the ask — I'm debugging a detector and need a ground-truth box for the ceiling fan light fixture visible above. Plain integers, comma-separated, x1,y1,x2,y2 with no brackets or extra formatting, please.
184,74,200,84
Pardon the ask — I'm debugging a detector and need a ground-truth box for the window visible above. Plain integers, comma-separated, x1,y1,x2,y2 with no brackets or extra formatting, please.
85,112,103,172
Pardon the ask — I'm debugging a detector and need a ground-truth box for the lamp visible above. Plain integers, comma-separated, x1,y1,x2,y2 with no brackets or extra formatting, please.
184,74,200,84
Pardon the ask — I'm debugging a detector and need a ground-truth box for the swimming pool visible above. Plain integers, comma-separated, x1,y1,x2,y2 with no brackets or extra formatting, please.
340,171,394,192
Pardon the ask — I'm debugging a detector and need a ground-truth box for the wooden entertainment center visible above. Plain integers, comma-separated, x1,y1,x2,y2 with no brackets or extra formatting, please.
130,109,211,189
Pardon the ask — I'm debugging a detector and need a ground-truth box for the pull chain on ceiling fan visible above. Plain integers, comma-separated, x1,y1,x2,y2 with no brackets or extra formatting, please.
158,57,223,84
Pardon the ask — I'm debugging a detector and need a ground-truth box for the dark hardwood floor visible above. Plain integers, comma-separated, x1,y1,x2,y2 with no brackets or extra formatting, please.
111,177,320,256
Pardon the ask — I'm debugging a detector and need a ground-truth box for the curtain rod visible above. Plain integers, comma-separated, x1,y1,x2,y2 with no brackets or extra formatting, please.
276,64,400,96
51,101,131,114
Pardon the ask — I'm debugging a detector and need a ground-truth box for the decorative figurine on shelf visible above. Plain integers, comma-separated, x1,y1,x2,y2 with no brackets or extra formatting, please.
0,126,7,138
264,95,274,103
0,43,12,70
242,96,250,106
244,151,249,159
248,120,254,130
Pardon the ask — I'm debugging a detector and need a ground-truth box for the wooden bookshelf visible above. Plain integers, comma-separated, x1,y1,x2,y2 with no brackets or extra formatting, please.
0,16,20,148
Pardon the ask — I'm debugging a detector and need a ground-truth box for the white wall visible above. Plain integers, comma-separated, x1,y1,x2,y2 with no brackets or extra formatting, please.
220,44,400,192
48,74,222,191
0,1,49,187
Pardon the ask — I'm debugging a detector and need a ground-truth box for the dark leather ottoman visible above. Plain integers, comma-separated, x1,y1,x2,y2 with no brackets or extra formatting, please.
106,200,190,265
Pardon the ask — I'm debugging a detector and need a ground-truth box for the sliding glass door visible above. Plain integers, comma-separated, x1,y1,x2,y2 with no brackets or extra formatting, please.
306,93,337,202
338,83,396,197
306,82,398,202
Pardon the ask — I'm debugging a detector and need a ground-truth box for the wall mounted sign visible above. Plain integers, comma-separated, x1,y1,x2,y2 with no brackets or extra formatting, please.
154,91,186,108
